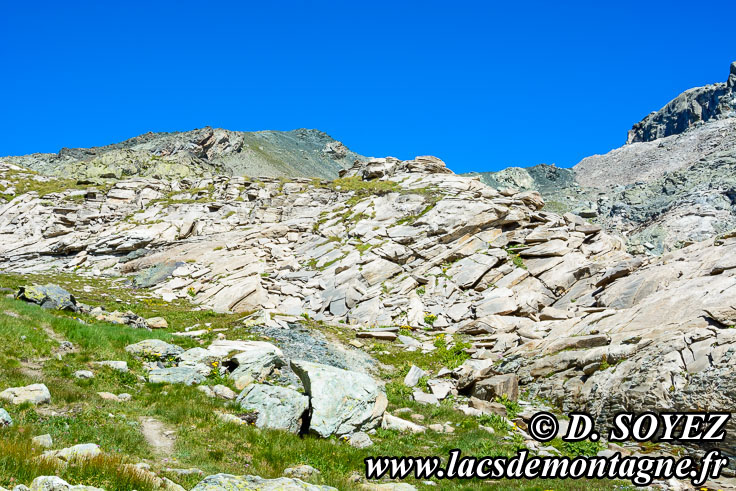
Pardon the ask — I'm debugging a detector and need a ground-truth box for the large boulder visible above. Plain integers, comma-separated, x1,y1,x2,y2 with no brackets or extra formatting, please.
291,360,387,437
235,384,309,433
0,384,51,405
16,284,78,311
125,339,184,360
191,473,336,490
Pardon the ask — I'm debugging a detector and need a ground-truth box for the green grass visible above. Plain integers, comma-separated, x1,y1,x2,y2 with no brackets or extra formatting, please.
0,169,103,202
0,285,623,490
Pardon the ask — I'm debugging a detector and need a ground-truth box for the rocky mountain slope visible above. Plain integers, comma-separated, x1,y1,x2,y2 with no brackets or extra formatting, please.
469,61,736,254
2,127,365,181
627,61,736,143
0,155,734,489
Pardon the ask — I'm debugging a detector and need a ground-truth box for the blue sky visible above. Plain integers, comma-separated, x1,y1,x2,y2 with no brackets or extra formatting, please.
1,1,734,173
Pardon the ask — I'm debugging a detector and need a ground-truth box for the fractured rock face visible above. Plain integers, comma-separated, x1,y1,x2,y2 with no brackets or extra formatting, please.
291,359,387,437
627,62,736,144
236,384,309,434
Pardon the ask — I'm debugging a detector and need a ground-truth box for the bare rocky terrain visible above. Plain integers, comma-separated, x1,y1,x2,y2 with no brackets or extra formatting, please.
0,149,735,489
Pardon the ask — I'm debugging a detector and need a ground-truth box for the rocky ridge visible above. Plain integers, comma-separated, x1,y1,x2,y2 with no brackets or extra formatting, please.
627,61,736,143
2,127,365,182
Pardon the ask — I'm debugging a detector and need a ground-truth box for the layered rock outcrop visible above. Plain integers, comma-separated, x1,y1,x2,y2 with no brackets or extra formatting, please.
1,152,734,462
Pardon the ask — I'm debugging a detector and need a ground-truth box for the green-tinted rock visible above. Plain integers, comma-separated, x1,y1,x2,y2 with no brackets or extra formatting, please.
16,284,78,311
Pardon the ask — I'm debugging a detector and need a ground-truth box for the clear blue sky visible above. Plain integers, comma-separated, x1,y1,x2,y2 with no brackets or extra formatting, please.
2,1,735,173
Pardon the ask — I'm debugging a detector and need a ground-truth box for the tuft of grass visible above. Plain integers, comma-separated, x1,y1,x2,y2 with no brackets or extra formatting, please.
496,394,522,419
0,437,157,489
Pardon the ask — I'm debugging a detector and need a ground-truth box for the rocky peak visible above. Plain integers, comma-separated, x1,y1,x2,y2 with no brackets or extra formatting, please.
626,61,736,144
3,127,366,181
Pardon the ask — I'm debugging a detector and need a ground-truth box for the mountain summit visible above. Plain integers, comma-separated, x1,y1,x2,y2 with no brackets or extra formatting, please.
3,127,366,181
627,61,736,143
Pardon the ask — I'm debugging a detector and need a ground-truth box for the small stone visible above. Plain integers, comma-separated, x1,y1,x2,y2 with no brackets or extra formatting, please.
146,316,169,329
74,370,94,379
212,384,237,400
403,365,427,387
0,408,12,427
284,464,320,479
412,390,439,406
92,360,129,372
348,431,374,449
381,413,426,433
32,433,53,448
97,392,121,402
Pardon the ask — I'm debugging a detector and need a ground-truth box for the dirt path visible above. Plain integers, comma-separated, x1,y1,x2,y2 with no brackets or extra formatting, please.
140,417,176,457
20,323,77,379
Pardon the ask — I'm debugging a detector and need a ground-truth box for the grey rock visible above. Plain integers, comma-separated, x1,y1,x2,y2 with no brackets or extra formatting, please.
42,443,101,461
412,390,439,406
28,476,103,491
291,359,387,437
348,431,374,448
227,343,285,390
595,258,643,287
125,339,184,360
32,434,53,448
627,62,735,143
73,370,94,379
191,473,337,490
236,384,309,434
0,408,12,427
16,284,78,311
471,374,519,401
91,360,128,372
212,384,237,400
132,262,182,288
0,384,51,405
148,366,206,385
402,365,426,387
283,464,320,479
381,414,426,433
